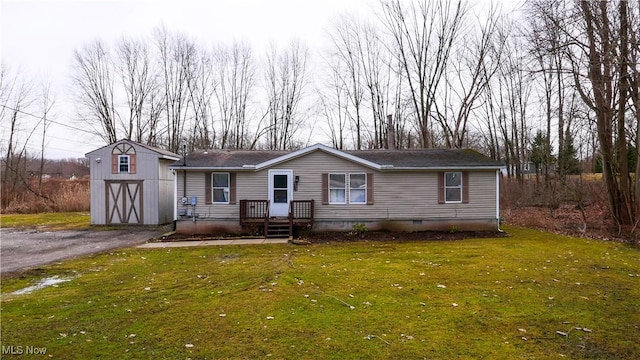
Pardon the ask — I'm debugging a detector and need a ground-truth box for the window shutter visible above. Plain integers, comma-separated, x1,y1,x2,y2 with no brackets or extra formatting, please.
462,172,469,203
205,172,212,204
437,172,445,204
321,173,329,205
366,173,374,205
229,173,236,204
112,155,118,174
129,155,136,174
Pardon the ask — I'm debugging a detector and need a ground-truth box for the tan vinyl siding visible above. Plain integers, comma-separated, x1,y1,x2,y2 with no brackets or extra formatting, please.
178,150,497,222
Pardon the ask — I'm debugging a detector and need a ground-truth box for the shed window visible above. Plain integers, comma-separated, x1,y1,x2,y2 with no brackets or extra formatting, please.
119,155,130,173
329,173,346,204
445,172,462,203
349,173,366,204
212,173,230,203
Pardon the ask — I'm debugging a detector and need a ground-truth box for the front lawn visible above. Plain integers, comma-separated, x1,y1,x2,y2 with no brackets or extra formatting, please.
1,212,90,230
1,226,639,359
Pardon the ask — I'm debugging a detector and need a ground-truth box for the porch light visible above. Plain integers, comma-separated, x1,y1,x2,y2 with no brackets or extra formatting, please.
294,175,300,191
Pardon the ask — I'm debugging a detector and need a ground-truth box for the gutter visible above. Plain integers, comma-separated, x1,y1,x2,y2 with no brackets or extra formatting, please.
169,165,506,172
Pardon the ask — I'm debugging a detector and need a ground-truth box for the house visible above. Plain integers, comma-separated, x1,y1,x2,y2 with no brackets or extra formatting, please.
169,144,503,236
85,140,180,225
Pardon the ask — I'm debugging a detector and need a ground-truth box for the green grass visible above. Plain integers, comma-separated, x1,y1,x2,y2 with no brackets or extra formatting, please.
2,226,639,359
1,212,90,230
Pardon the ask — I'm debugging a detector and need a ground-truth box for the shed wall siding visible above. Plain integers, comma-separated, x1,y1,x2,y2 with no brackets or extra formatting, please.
176,150,497,223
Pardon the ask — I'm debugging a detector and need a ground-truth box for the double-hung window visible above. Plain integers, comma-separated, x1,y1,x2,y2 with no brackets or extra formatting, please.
444,172,462,203
349,173,366,204
118,155,130,173
212,173,230,203
329,173,346,204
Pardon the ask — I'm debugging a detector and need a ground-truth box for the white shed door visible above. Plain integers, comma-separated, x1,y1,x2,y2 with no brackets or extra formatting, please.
106,180,143,224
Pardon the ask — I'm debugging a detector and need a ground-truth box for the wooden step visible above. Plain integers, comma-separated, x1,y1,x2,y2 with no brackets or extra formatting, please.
266,221,291,238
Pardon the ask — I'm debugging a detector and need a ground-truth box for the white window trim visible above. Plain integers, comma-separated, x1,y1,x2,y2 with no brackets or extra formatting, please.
212,172,230,204
118,155,130,173
348,173,367,204
444,171,463,204
329,173,347,204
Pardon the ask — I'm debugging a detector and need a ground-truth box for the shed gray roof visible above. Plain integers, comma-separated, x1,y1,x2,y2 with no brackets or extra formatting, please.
170,144,503,170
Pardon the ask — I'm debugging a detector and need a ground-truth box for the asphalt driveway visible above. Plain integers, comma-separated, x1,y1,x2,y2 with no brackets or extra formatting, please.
0,228,161,275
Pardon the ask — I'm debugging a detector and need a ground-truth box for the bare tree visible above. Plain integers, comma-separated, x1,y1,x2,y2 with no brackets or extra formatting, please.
186,47,214,150
154,27,197,153
319,63,350,149
574,0,635,227
629,2,640,217
212,41,256,149
1,64,35,203
379,0,467,148
0,64,58,209
433,4,505,149
326,14,366,149
526,0,582,183
264,40,309,150
115,36,156,143
482,22,533,182
72,40,118,143
37,80,55,194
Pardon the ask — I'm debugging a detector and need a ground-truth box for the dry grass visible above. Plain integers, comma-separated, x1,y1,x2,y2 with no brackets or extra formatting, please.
1,178,89,214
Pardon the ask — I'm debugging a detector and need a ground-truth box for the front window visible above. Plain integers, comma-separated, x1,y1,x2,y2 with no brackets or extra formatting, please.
118,155,130,173
445,172,462,203
329,173,346,204
349,173,366,204
212,173,230,203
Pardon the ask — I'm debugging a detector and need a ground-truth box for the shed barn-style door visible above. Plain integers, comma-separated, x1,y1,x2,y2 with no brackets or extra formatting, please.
105,180,143,224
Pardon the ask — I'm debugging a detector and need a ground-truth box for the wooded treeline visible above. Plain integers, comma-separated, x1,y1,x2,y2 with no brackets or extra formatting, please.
2,0,640,233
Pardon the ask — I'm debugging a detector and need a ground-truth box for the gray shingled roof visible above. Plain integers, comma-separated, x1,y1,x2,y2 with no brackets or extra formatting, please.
171,146,502,170
178,150,288,168
345,148,503,168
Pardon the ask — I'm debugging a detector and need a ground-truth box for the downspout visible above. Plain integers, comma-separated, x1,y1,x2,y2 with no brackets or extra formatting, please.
182,144,187,198
173,169,178,231
183,170,187,198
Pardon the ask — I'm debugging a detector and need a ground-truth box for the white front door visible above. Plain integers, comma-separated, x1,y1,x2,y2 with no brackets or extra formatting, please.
268,169,293,217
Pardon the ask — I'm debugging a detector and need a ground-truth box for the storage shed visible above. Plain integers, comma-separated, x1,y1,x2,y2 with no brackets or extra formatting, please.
85,140,180,225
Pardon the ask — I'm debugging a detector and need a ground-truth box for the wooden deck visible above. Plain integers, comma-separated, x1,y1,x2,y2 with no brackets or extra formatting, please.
239,200,314,238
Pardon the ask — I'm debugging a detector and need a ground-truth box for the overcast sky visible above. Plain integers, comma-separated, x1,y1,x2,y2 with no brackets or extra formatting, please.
1,0,372,158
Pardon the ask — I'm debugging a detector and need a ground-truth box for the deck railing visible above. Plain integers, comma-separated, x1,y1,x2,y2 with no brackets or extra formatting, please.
239,200,269,224
289,200,314,221
289,200,314,236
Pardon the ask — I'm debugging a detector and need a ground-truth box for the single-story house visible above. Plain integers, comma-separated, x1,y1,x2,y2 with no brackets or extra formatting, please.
170,144,503,236
86,139,180,225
